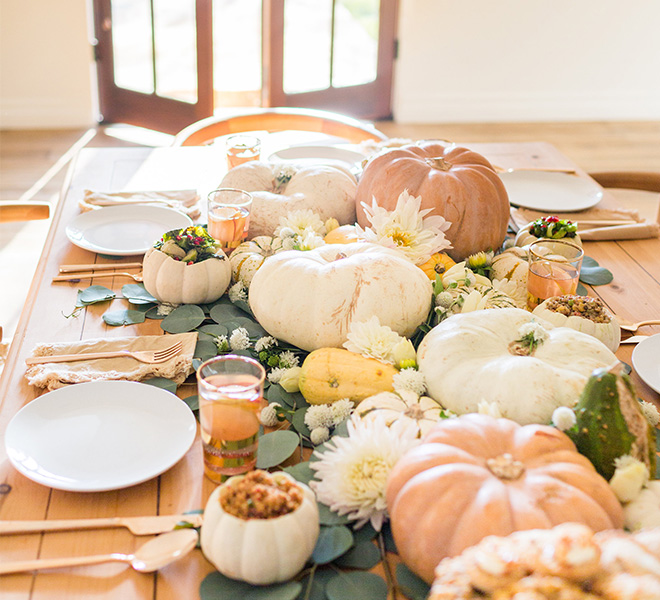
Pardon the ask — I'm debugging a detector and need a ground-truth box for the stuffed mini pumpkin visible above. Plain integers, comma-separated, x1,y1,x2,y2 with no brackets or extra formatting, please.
355,141,509,261
220,162,357,238
386,413,624,584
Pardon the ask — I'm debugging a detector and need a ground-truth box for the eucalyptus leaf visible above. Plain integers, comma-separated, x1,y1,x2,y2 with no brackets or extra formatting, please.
324,571,388,600
333,419,350,437
395,563,431,600
283,461,315,486
79,285,116,305
121,283,158,305
102,308,147,326
210,303,247,324
317,502,350,526
352,522,378,544
199,324,229,337
296,568,336,600
192,358,203,371
182,394,199,414
200,572,302,600
266,385,295,408
256,430,300,469
291,407,311,437
231,349,255,358
576,282,589,296
312,525,354,565
381,523,398,554
232,298,254,316
142,377,178,394
161,304,206,334
233,317,269,338
194,339,218,361
579,255,614,286
334,540,381,569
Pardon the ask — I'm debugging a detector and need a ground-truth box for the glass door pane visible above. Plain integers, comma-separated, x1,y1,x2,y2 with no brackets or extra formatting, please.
111,0,154,93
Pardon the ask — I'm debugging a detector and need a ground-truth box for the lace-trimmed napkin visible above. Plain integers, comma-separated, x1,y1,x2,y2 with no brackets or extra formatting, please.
80,190,202,219
25,333,197,391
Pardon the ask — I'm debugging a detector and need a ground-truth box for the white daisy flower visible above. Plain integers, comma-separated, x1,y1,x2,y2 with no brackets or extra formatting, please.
355,190,452,265
343,316,402,364
640,400,660,426
518,321,549,344
294,230,325,251
229,327,251,350
392,368,427,396
305,404,334,430
228,281,247,303
278,350,299,369
331,399,355,425
267,367,287,384
310,416,421,530
310,426,331,446
254,336,277,353
259,403,281,427
552,406,577,431
275,209,327,237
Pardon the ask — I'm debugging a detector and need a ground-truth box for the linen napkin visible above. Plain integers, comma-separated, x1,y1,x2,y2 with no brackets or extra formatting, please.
511,206,659,241
80,190,202,219
25,333,197,391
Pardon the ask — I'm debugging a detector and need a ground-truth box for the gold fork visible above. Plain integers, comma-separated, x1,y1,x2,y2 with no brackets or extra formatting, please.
25,341,183,366
619,319,660,333
52,271,144,283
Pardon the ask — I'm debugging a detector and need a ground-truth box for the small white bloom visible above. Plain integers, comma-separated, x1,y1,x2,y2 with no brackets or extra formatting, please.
267,367,287,384
325,217,340,233
310,416,421,530
477,401,502,418
552,406,577,431
215,334,229,352
229,327,251,350
259,403,281,427
517,321,549,343
331,399,355,425
641,400,660,426
310,426,331,445
294,230,325,251
391,338,417,369
279,366,302,393
254,336,277,353
275,209,327,237
281,236,297,250
156,302,177,316
277,226,297,240
278,350,299,369
393,368,426,396
343,316,402,364
228,281,248,302
435,291,454,309
609,455,649,503
305,404,335,430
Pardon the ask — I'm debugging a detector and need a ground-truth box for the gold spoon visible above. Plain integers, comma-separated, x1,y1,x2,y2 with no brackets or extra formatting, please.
619,319,660,333
0,528,198,575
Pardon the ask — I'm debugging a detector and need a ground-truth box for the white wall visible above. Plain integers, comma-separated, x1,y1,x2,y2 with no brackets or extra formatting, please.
394,0,660,123
1,0,659,129
0,0,95,129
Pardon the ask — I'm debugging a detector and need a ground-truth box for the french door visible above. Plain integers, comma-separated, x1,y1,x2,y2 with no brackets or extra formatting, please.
92,0,397,134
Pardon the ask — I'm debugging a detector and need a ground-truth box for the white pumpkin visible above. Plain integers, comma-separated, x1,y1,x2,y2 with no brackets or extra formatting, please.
353,390,446,437
623,481,660,532
142,247,231,304
201,472,319,585
248,243,433,352
220,161,357,238
229,235,285,286
532,295,621,352
417,307,618,425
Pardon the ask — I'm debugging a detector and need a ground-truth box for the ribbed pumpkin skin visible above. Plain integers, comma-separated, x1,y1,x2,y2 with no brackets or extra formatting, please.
355,142,509,261
386,414,624,584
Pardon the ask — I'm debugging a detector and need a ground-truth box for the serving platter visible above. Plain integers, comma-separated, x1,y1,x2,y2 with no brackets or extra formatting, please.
632,333,660,394
4,380,197,492
268,144,367,173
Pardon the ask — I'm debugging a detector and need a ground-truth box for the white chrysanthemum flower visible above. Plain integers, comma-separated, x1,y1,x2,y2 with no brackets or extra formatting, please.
310,416,421,530
331,399,355,425
355,190,452,265
641,400,660,426
343,315,402,364
215,335,229,352
259,403,281,427
552,406,577,431
254,336,277,353
279,366,302,393
228,281,248,303
310,426,331,446
278,350,299,369
518,321,549,344
609,455,649,503
393,368,426,396
305,404,335,430
477,401,502,418
294,230,325,251
267,367,287,384
275,209,327,237
229,327,251,350
277,226,297,240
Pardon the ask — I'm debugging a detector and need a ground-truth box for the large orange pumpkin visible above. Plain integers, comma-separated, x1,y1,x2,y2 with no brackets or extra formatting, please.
385,414,624,584
355,141,510,261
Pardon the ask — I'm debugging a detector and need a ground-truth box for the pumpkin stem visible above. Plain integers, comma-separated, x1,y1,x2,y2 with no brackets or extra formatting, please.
486,453,525,480
403,404,425,420
425,157,453,172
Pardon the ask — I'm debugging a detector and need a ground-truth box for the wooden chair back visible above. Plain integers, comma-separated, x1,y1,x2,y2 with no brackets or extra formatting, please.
172,107,388,146
589,171,660,193
0,201,50,223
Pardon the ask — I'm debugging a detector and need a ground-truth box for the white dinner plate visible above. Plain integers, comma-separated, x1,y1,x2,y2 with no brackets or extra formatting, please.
5,381,197,492
499,171,603,212
269,144,367,172
632,333,660,395
66,204,193,256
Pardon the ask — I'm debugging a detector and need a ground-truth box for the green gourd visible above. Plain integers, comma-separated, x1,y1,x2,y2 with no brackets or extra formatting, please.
571,365,656,480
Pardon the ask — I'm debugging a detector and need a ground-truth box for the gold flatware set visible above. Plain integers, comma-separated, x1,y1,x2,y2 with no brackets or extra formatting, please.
53,262,143,283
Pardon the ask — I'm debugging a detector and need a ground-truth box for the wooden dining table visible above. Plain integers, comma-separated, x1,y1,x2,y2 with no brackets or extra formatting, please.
0,140,658,599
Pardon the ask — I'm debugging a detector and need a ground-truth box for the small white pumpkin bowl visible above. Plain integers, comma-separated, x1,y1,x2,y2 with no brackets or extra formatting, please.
142,247,231,305
201,472,319,586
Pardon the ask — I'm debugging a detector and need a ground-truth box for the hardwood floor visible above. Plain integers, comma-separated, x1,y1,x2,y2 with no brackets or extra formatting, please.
1,120,659,349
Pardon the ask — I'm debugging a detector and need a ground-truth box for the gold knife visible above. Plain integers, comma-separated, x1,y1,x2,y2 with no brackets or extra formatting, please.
620,335,649,344
0,513,203,536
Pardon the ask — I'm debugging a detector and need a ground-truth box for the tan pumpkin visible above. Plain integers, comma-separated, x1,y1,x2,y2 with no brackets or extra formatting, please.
386,413,625,584
298,347,397,405
142,247,231,304
418,252,456,280
353,390,446,437
229,235,285,286
323,224,361,244
355,141,510,261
